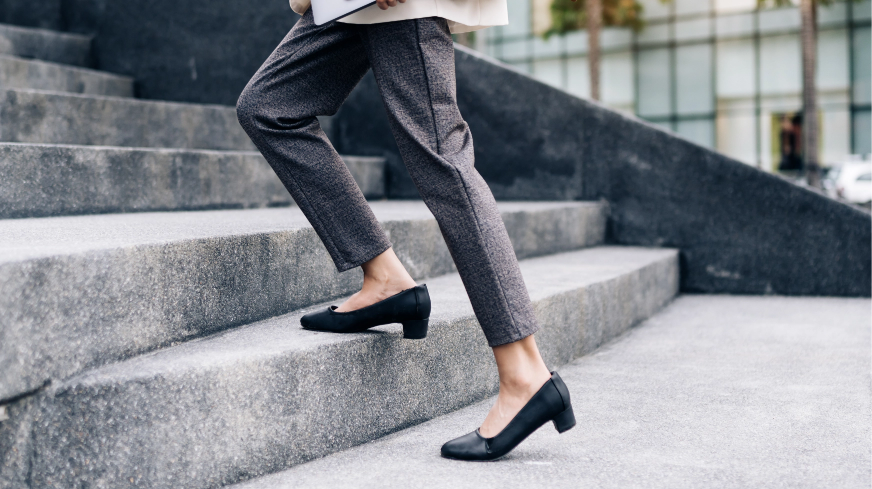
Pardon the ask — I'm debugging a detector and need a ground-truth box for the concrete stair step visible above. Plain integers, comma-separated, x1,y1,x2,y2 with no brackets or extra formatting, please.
0,54,133,96
0,143,385,218
0,201,607,402
229,295,870,489
0,88,254,150
0,23,92,67
22,246,679,489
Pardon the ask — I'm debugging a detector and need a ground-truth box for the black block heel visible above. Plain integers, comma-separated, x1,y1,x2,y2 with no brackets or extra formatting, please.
402,318,429,339
552,406,576,433
441,371,575,461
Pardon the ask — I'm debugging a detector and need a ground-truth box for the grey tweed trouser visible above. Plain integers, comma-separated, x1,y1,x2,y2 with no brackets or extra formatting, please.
236,8,539,347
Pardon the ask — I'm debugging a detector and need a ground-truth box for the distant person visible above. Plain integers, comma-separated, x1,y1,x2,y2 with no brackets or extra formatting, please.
779,113,803,171
236,0,575,462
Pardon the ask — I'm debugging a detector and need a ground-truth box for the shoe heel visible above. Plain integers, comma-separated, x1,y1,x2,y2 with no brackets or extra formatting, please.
402,319,428,339
552,407,576,433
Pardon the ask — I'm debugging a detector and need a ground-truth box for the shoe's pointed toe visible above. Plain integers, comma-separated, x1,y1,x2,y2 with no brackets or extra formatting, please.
441,430,489,461
299,307,326,330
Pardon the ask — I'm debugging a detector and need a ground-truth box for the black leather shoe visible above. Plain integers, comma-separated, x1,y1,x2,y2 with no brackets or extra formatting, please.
300,284,431,339
441,371,575,461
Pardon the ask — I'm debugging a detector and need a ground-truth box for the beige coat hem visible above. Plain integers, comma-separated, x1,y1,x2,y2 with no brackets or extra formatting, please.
290,0,507,34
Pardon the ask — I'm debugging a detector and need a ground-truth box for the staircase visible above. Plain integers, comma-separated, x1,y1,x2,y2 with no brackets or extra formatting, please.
0,22,679,489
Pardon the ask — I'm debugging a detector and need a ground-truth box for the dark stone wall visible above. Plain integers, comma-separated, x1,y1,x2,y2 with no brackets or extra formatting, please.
0,0,63,29
336,46,871,296
60,0,299,105
577,104,871,296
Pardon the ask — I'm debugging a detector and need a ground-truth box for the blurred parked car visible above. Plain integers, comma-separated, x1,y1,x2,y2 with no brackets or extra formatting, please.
830,162,872,208
822,166,840,197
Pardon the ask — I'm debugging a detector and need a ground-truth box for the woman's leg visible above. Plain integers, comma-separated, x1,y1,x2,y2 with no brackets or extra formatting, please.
237,10,419,308
480,335,552,437
358,17,552,434
237,9,391,275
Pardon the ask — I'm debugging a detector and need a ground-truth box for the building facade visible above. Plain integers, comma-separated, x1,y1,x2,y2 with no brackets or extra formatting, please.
473,0,871,171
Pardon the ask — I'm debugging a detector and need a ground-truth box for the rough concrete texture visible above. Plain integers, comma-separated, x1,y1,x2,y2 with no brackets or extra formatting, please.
0,23,91,67
0,143,385,218
0,201,607,401
0,55,132,96
0,88,256,150
0,1,62,32
13,247,678,489
232,295,871,489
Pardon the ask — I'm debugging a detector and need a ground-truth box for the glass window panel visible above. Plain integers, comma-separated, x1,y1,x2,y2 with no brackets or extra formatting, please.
816,29,849,92
677,119,715,148
504,0,531,37
675,0,710,16
715,13,755,38
508,61,533,74
566,56,590,98
602,51,635,107
759,94,801,113
637,0,671,20
500,39,530,61
821,109,851,164
477,28,494,44
637,23,670,45
601,28,633,50
819,91,850,111
716,39,756,98
854,110,872,155
817,2,847,25
532,34,562,57
564,31,588,56
853,27,871,104
675,17,711,42
717,111,758,165
637,48,673,117
758,7,800,33
715,0,757,14
760,34,801,95
648,119,676,132
533,58,564,89
677,44,714,115
854,0,871,22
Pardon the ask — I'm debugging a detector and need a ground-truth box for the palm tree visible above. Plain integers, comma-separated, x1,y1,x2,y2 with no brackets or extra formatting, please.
586,0,603,101
758,0,861,187
544,0,665,102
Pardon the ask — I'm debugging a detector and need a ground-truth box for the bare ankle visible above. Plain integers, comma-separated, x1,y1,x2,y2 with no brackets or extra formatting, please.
360,248,415,290
499,369,550,396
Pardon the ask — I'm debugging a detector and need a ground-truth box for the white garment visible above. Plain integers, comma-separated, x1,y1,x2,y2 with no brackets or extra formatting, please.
289,0,507,34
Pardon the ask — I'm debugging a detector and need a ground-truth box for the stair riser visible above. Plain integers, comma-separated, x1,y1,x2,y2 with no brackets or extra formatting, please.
0,204,607,401
0,145,385,218
24,251,678,489
0,56,133,97
0,89,254,150
0,24,91,67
